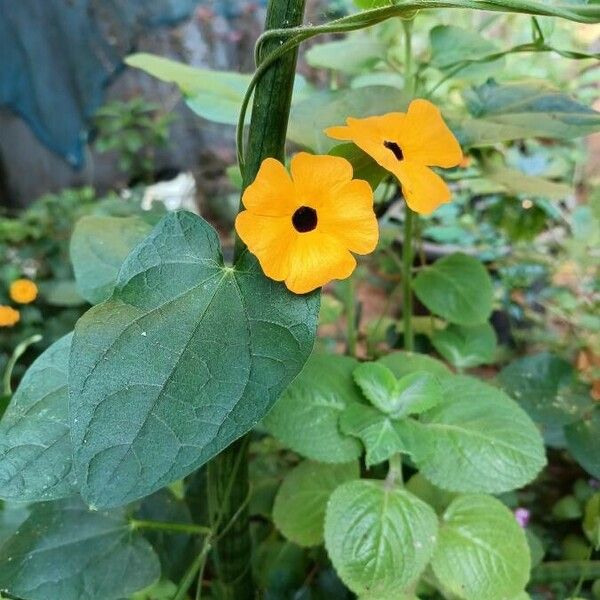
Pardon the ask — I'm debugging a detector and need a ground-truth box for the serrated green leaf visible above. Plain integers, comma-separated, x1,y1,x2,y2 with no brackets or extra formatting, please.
431,322,497,369
0,499,160,600
0,334,75,501
498,352,593,425
339,403,410,467
412,253,493,326
405,375,546,494
70,211,319,508
71,215,152,304
565,409,600,478
432,495,530,600
324,480,438,596
273,461,359,547
378,351,451,379
264,354,362,464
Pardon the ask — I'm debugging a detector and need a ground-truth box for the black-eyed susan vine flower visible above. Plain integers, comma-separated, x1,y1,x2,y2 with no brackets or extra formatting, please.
325,98,462,215
0,305,20,327
9,279,38,304
235,152,379,294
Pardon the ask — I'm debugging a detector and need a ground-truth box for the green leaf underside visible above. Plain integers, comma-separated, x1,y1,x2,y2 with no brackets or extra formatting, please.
432,495,530,600
264,354,363,463
324,480,438,596
565,409,600,479
69,211,319,508
0,499,160,600
498,352,593,425
329,144,387,191
412,253,493,326
0,334,76,502
431,322,497,369
404,375,546,494
273,461,359,547
340,403,410,467
71,215,152,305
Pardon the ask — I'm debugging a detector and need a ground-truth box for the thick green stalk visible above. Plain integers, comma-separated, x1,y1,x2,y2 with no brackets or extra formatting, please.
208,1,307,598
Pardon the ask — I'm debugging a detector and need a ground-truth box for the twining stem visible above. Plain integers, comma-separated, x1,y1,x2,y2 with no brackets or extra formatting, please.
2,334,42,396
402,204,416,353
129,519,211,536
402,19,415,97
345,276,358,357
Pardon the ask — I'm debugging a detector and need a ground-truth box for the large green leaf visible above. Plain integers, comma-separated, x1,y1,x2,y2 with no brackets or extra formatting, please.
288,86,409,153
378,351,451,379
405,375,546,493
324,480,438,596
0,334,75,501
71,215,152,304
565,409,600,479
457,80,600,146
273,461,359,547
498,352,593,425
429,25,505,82
264,354,362,463
432,495,530,600
0,499,160,600
329,143,387,191
431,322,497,369
69,211,319,508
339,402,410,467
412,253,493,326
305,37,386,74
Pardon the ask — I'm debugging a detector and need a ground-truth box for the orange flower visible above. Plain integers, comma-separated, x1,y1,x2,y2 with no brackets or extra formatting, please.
325,99,462,215
10,279,38,304
0,305,20,327
235,153,379,294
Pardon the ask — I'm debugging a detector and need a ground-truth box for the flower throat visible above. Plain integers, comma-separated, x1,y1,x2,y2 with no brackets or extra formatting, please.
292,206,318,232
384,140,404,161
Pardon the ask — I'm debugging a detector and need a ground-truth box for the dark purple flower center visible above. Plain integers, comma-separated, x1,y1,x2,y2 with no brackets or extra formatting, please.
292,206,318,233
384,140,404,161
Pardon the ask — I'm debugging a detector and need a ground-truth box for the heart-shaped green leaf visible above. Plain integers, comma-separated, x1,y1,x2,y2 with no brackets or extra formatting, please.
324,480,438,596
431,322,497,369
69,211,319,508
0,334,76,501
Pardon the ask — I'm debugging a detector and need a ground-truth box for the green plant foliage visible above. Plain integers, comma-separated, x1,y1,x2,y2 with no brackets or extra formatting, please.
412,253,493,326
431,495,530,600
565,409,600,479
306,37,386,74
429,25,505,82
69,211,319,507
0,334,75,501
403,375,546,493
583,493,600,550
264,354,362,464
329,143,387,191
0,499,160,600
378,351,451,379
273,461,359,547
353,363,442,417
431,322,497,369
498,352,593,425
70,215,152,304
324,480,438,597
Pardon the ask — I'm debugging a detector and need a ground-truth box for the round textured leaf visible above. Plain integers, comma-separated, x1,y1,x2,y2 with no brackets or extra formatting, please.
264,354,362,463
565,409,600,478
404,375,546,494
70,212,319,508
412,253,493,326
498,352,592,425
432,495,530,600
324,480,438,596
273,461,359,547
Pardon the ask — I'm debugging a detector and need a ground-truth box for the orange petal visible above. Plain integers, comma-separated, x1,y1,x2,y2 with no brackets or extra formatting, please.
290,153,353,206
395,162,452,215
399,99,462,168
235,211,295,280
241,158,296,216
318,179,379,254
285,232,357,294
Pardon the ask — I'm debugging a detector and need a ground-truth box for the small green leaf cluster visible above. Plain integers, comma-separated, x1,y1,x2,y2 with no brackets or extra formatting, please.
266,351,546,598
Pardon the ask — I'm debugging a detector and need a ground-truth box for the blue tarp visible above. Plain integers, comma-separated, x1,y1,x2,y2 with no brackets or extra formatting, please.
0,0,202,168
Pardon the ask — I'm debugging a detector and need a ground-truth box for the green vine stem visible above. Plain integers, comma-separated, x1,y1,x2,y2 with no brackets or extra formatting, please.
402,208,416,352
530,561,600,584
209,1,307,598
129,519,212,536
2,334,42,396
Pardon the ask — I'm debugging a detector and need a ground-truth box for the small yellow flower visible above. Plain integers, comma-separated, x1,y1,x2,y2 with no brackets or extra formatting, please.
235,153,379,294
10,279,38,304
0,305,20,327
325,98,462,215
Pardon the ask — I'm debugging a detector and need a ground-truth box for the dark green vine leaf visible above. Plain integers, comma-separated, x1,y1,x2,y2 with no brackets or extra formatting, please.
264,354,362,464
412,253,493,326
498,352,593,425
71,215,152,304
70,211,319,508
431,322,497,369
329,143,387,191
565,409,600,479
0,498,160,600
0,334,76,502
